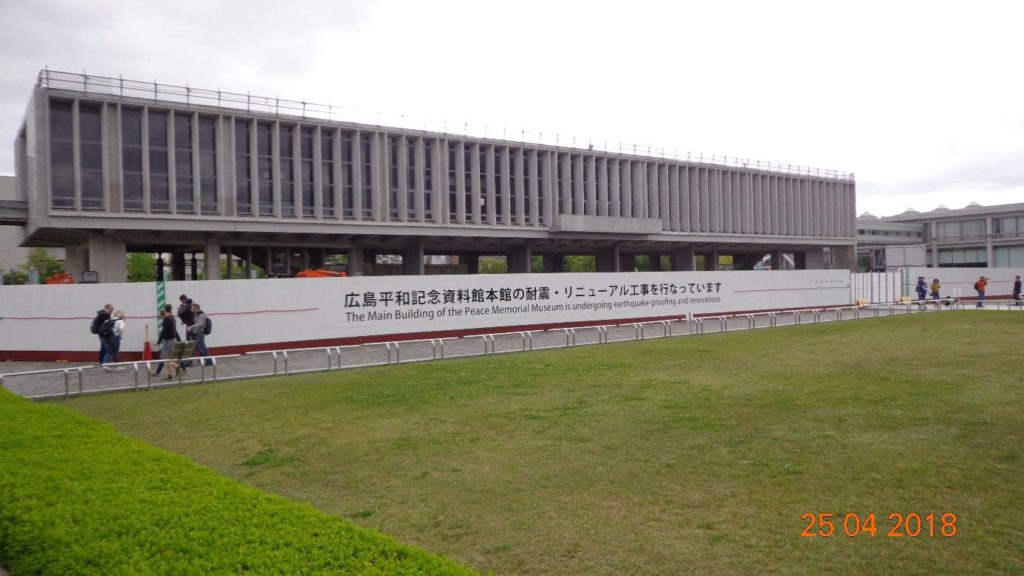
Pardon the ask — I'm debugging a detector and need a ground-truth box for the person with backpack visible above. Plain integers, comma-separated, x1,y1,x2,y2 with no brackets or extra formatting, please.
96,307,118,364
1013,275,1022,305
155,304,181,378
177,294,195,341
974,276,987,308
102,310,126,369
90,303,114,364
188,302,212,366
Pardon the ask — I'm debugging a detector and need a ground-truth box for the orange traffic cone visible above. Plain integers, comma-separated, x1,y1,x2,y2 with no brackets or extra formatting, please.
143,325,153,360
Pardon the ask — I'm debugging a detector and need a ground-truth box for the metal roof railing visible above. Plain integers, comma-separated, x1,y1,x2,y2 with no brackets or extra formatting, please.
37,69,855,181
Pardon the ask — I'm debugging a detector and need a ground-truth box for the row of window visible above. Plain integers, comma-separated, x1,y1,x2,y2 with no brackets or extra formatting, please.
926,217,1024,242
936,247,1024,267
46,99,851,237
857,228,922,238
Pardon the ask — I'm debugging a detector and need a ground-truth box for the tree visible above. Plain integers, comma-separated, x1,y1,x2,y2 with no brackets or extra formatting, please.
220,260,266,279
478,256,507,274
19,248,64,280
127,253,157,282
564,255,596,273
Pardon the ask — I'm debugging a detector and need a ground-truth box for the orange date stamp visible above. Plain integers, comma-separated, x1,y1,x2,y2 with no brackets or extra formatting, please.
801,512,957,538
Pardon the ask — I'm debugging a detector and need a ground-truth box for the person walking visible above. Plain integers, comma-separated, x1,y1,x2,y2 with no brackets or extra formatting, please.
930,278,941,300
974,276,988,308
155,304,180,378
1013,275,1022,305
177,294,195,341
189,302,211,366
101,310,125,369
915,276,928,301
91,303,113,364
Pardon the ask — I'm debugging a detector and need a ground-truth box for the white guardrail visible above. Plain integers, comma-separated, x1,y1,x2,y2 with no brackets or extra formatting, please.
2,301,1021,401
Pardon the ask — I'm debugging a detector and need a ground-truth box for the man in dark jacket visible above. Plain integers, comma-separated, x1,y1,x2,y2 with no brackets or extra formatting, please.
154,304,180,377
177,294,195,340
92,304,113,363
1014,275,1022,304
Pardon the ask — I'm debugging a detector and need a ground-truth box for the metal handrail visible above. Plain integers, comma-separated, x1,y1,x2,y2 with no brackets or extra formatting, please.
7,302,1008,401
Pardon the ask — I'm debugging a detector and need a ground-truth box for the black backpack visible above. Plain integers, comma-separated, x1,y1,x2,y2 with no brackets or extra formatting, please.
203,316,213,336
90,312,106,334
99,319,116,338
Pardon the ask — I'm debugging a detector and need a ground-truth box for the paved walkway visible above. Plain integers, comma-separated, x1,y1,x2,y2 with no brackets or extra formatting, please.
6,303,1012,400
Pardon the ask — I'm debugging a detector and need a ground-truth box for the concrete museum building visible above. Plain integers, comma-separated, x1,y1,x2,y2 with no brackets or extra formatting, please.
7,71,857,282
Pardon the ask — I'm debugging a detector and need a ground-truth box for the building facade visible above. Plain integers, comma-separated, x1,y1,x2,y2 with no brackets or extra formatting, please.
889,203,1024,268
10,71,857,282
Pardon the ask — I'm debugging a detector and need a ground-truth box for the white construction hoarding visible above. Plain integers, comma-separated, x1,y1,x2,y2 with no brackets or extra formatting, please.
0,270,852,359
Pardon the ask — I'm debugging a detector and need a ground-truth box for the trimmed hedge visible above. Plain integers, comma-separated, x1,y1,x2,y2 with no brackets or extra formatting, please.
0,389,476,575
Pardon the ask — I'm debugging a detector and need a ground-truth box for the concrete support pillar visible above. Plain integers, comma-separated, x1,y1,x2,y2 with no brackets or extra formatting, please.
224,248,234,279
596,245,621,273
172,252,186,281
310,248,325,269
793,252,808,270
190,253,198,280
620,254,637,272
670,248,695,271
403,239,424,275
86,235,127,283
832,246,853,271
64,245,88,281
347,244,365,276
708,249,721,272
543,253,565,273
507,244,532,274
771,251,785,271
244,247,253,279
460,253,479,274
805,247,828,270
930,222,940,268
204,239,221,280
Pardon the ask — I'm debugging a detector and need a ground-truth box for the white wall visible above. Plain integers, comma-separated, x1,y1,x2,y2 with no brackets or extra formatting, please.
0,270,852,356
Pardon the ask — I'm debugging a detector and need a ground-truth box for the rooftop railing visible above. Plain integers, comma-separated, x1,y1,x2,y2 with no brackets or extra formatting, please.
37,69,855,182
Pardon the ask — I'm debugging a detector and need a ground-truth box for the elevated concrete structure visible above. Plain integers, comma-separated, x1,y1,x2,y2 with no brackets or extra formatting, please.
9,71,857,282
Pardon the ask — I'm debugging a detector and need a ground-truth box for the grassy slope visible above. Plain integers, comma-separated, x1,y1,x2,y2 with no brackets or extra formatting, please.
0,390,477,575
62,313,1024,575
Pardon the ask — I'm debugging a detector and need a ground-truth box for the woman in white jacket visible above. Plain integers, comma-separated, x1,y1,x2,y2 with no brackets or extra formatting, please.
108,310,126,368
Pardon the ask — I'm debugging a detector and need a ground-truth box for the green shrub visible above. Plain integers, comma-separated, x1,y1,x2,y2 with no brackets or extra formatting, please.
0,389,477,575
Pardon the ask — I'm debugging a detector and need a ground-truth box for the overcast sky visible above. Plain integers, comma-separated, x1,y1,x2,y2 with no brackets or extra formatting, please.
1,0,1021,217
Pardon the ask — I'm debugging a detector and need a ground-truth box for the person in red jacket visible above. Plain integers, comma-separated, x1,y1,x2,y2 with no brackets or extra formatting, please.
974,276,987,308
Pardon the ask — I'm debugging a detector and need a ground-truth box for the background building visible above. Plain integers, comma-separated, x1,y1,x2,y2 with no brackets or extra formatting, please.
856,202,1024,271
8,71,857,282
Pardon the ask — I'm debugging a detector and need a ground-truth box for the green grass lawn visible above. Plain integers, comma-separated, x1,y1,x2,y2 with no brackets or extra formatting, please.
61,313,1024,575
